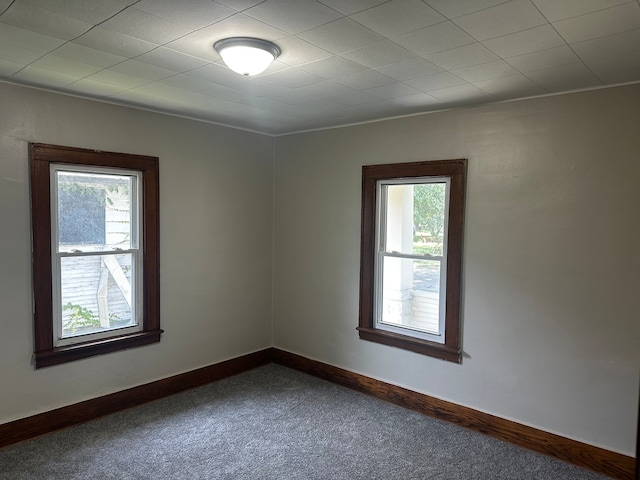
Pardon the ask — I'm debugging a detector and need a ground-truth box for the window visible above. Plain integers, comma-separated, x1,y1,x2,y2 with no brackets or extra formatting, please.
30,144,161,368
358,160,466,363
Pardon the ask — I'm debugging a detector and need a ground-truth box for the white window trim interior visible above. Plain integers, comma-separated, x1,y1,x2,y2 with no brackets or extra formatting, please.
374,176,451,344
50,164,144,347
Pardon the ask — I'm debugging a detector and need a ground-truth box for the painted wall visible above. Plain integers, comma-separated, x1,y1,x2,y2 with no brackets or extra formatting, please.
273,84,640,456
2,79,638,458
0,82,274,424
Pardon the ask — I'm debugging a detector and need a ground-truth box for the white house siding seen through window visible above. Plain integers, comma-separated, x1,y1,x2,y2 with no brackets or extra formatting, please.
52,167,143,346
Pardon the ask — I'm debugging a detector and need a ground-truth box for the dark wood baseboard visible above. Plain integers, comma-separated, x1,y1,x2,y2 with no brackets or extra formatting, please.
0,348,272,449
1,347,635,480
271,348,636,480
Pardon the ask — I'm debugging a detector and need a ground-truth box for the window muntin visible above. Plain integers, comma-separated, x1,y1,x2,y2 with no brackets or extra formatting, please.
30,143,161,368
375,178,450,343
51,166,143,346
358,159,466,363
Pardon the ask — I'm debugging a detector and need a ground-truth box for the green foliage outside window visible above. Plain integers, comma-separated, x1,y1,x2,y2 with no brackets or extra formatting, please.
413,183,446,237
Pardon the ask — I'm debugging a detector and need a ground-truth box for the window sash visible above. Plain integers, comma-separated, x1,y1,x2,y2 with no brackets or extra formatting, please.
373,177,451,343
50,164,144,347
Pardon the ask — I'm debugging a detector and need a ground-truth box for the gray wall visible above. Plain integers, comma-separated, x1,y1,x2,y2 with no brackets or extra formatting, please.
0,82,274,423
272,84,640,456
1,80,638,457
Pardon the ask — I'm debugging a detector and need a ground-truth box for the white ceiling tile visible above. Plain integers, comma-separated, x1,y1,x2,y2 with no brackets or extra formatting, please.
252,59,292,77
1,0,638,135
136,48,208,73
328,89,379,105
186,63,252,87
100,7,192,44
524,62,602,91
116,83,183,101
365,82,423,99
29,55,103,77
109,59,179,81
74,27,157,57
215,0,266,11
404,71,467,91
392,21,475,56
65,78,130,97
572,27,640,63
341,41,416,68
451,60,519,81
0,23,66,54
243,0,341,34
18,0,127,24
506,46,582,72
571,28,640,83
390,92,442,107
0,2,92,40
0,45,45,64
298,17,384,54
585,54,640,84
423,0,513,18
335,69,397,89
453,0,548,41
318,0,389,15
294,80,356,98
134,0,234,29
374,57,444,80
474,73,545,97
166,14,287,61
52,43,127,68
275,36,332,66
262,85,322,104
531,0,632,22
86,69,150,89
552,2,640,43
482,25,567,58
427,83,493,102
255,67,326,88
0,59,23,76
159,74,244,101
427,43,499,70
297,56,367,78
350,0,445,37
296,98,348,114
13,65,80,87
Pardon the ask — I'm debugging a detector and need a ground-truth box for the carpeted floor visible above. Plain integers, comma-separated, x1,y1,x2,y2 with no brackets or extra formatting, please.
0,364,612,479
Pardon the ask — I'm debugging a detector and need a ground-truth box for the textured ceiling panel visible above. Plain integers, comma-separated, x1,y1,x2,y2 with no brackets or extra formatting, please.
1,0,639,135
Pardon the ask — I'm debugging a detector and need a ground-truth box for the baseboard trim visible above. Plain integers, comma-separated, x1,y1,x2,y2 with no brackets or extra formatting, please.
1,347,635,479
271,348,636,480
0,348,272,449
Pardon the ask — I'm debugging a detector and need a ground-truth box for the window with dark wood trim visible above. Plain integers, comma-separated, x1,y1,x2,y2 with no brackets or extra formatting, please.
358,159,466,363
30,143,161,368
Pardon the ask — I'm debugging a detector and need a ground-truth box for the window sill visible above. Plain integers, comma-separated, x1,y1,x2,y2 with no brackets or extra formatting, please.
357,327,461,363
34,329,163,369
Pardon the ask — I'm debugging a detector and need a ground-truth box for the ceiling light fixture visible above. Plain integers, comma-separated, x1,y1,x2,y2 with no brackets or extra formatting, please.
214,37,281,76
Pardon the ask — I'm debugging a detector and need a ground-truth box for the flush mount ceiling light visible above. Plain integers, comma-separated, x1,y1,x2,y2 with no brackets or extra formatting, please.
214,37,281,76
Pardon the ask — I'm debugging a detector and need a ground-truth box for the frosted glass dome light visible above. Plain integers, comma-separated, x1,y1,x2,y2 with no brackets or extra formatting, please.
214,37,281,76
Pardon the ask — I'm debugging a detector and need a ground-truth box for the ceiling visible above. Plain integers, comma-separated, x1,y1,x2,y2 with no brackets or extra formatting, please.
1,0,640,136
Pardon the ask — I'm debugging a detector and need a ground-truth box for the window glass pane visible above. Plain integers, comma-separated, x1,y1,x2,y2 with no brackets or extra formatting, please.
60,254,135,338
379,256,442,335
57,171,133,251
413,182,446,256
384,182,446,256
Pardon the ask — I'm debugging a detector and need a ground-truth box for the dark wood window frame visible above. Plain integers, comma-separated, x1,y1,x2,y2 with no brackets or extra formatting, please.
30,143,161,369
358,159,467,363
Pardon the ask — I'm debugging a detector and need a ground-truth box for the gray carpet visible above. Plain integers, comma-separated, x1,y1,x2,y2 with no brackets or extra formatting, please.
0,364,611,479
